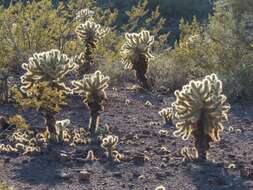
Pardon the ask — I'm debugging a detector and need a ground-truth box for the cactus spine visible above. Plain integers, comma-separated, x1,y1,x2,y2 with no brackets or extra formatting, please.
172,74,230,161
72,70,109,135
21,49,75,142
121,30,154,89
75,21,108,74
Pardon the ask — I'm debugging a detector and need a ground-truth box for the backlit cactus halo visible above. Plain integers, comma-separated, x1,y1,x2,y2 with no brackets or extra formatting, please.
121,30,154,89
72,70,109,135
76,8,94,23
172,73,230,160
20,49,76,94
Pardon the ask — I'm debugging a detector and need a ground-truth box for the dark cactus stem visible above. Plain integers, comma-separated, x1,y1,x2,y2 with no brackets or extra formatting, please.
80,41,95,75
193,110,211,161
133,56,150,89
89,111,99,135
43,110,57,142
0,75,9,103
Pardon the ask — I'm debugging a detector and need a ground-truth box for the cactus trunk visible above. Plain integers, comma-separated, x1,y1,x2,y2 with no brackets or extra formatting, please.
43,110,57,142
80,42,94,75
0,75,8,103
133,57,149,89
193,110,211,161
89,111,99,135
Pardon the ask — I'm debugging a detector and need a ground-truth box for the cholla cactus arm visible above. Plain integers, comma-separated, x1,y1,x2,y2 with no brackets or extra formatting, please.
76,8,94,23
172,74,230,160
75,21,109,47
72,71,109,135
121,30,154,89
21,49,76,93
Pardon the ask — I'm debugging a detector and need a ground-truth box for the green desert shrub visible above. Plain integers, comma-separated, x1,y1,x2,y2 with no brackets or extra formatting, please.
170,1,253,101
172,74,230,161
72,70,109,135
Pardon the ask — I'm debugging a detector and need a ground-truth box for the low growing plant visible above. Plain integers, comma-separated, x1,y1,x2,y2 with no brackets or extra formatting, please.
101,135,122,162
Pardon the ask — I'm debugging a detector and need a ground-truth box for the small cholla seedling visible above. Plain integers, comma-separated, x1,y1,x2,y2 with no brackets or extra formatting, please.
55,119,70,143
19,49,75,142
144,100,152,108
101,135,122,162
121,30,154,89
76,8,94,23
172,74,230,161
155,185,166,190
72,70,109,135
75,21,109,74
159,107,173,125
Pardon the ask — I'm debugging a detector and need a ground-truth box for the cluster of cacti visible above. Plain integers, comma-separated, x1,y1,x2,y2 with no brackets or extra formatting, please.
159,107,173,125
172,73,230,161
72,70,109,135
121,30,154,89
19,49,76,142
180,147,196,161
101,135,123,162
75,20,109,74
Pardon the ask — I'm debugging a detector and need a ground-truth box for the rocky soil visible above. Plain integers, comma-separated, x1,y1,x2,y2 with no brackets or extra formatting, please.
0,84,253,190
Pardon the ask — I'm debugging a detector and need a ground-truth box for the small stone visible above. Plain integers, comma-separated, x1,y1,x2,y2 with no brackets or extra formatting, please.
112,172,122,178
56,170,70,180
79,170,91,181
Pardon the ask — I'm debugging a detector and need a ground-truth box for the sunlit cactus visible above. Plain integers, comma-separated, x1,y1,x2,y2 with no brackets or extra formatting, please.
159,107,173,125
172,73,230,161
75,21,109,74
121,30,154,89
72,70,109,135
76,8,94,23
21,49,76,93
20,49,74,142
55,119,70,143
101,135,122,162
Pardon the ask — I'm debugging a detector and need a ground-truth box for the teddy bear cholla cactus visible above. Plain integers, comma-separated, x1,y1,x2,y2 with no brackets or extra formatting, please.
101,135,122,162
76,8,94,23
121,30,154,89
159,107,173,125
21,49,76,93
20,49,75,142
172,73,230,161
75,21,109,74
72,70,109,135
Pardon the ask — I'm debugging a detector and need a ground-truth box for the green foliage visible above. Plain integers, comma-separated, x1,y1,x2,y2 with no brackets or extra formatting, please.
121,30,154,88
172,74,230,160
0,181,15,190
72,70,109,134
8,114,30,129
170,2,253,101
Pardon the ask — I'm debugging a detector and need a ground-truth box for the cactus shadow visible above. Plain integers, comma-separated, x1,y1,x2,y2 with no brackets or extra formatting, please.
12,150,71,186
185,161,250,190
